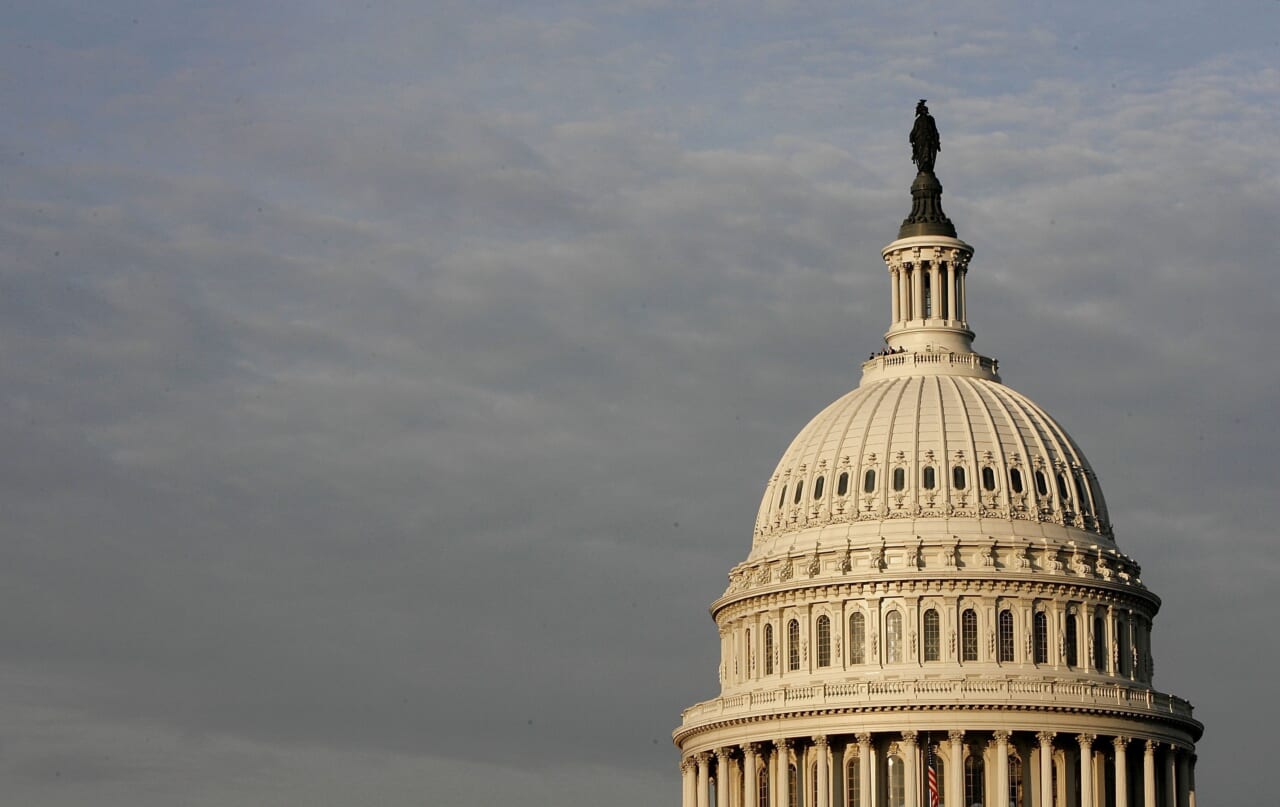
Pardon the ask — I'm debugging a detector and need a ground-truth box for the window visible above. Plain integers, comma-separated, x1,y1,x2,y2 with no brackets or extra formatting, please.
1093,615,1107,671
1035,470,1049,496
837,472,849,496
849,613,866,665
759,767,771,807
746,630,752,678
1056,473,1070,501
1010,468,1024,493
998,609,1015,662
779,485,788,508
1009,754,1024,807
931,755,946,807
816,615,831,667
787,619,801,671
964,754,984,807
1074,474,1089,510
923,466,936,490
961,609,978,661
845,758,860,807
764,624,775,675
893,467,906,491
952,466,966,490
886,611,903,663
1034,611,1049,664
813,476,824,499
788,764,798,807
1065,613,1078,667
887,754,906,807
794,481,804,504
982,466,996,491
923,609,941,661
1117,620,1129,677
863,469,876,493
923,269,933,318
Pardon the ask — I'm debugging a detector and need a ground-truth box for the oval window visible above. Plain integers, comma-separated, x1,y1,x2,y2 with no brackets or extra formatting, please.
778,485,787,508
837,472,849,496
1056,473,1070,500
982,466,996,491
863,469,876,493
1035,470,1049,496
1074,474,1088,508
1010,468,1024,493
892,467,906,491
952,466,966,490
794,481,805,504
813,476,824,499
923,466,936,490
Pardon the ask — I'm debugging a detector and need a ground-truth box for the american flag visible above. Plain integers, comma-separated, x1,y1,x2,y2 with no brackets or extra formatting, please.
926,744,940,807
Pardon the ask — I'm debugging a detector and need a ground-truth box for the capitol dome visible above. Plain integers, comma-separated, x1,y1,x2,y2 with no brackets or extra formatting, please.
675,104,1201,807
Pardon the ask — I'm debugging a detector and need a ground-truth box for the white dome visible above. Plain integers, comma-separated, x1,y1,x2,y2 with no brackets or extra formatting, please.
752,373,1112,555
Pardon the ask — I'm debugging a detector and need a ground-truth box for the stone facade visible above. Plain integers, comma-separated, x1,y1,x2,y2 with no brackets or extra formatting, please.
673,142,1201,807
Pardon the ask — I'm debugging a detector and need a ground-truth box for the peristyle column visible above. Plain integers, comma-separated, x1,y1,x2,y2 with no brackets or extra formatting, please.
1113,737,1129,807
857,733,873,807
744,744,760,807
682,757,697,807
1143,741,1157,807
1037,732,1054,807
947,731,964,807
776,739,791,807
814,736,830,807
901,731,918,807
716,748,731,807
994,730,1010,807
697,752,711,807
1077,735,1095,807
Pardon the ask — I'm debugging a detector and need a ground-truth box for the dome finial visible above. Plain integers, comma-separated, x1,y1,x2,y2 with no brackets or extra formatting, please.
900,100,956,238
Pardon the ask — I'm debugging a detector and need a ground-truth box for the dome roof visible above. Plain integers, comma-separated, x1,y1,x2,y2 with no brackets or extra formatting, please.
752,372,1112,554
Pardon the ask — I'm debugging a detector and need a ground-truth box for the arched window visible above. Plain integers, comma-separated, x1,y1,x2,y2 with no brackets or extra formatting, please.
982,466,996,491
1093,614,1107,671
923,466,936,490
845,757,860,807
931,754,946,807
816,615,831,668
1009,753,1024,807
1065,613,1078,667
964,753,984,807
813,476,825,499
779,485,788,509
1117,619,1129,677
759,766,771,807
1034,611,1049,664
1056,473,1070,501
886,611,903,663
961,608,978,661
863,469,876,493
952,466,967,490
787,619,801,671
1010,468,1024,493
849,612,866,665
788,764,798,807
745,629,752,678
764,624,775,675
998,609,1015,662
923,609,941,661
1074,474,1089,511
893,467,906,491
1035,470,1049,496
837,472,849,496
887,754,906,807
794,481,804,504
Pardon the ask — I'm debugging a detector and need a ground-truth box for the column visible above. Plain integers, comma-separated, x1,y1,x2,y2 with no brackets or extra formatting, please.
773,742,783,807
946,261,957,320
1175,749,1190,807
697,752,711,807
1143,742,1156,807
994,731,1010,807
683,757,697,807
744,744,760,807
1106,606,1117,675
1187,754,1197,807
956,266,965,321
1077,735,1095,807
912,264,924,323
814,736,830,807
928,263,940,320
858,733,873,807
1113,737,1129,807
947,731,964,807
1162,746,1176,807
891,266,901,324
899,268,912,322
1037,732,1054,807
901,732,919,807
717,748,732,807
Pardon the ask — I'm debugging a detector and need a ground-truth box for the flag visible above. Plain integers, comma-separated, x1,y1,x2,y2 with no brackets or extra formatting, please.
926,744,940,807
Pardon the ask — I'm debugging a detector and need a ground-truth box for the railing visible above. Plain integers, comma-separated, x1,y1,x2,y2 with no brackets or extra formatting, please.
680,678,1195,726
861,352,998,374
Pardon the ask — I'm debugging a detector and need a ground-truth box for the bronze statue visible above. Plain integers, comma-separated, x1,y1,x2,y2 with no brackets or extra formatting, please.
910,99,940,173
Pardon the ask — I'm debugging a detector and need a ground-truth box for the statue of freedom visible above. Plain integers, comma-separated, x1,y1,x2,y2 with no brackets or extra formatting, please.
910,99,941,173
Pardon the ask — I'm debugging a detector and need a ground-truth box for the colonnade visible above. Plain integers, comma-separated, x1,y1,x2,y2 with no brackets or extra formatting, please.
680,730,1195,807
887,255,966,327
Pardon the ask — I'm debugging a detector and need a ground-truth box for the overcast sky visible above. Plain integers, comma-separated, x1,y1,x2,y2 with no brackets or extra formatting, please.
1,2,1277,805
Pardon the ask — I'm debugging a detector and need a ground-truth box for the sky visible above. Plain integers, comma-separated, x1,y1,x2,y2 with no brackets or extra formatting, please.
1,1,1277,804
